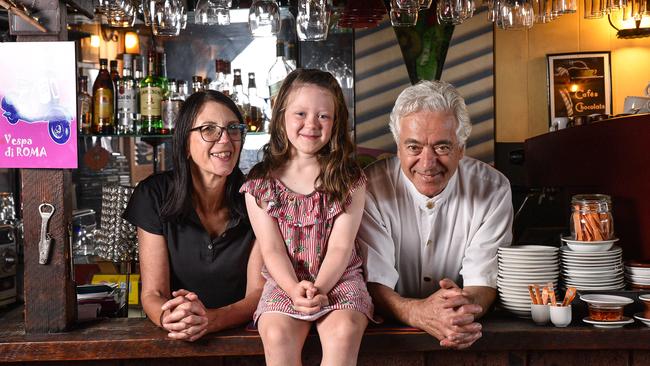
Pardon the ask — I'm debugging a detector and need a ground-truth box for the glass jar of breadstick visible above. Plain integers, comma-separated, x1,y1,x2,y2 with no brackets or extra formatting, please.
570,194,614,241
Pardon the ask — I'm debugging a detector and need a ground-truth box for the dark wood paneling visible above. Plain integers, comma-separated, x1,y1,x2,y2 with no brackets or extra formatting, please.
359,353,426,366
528,350,629,366
427,351,509,366
20,169,75,333
524,114,650,260
631,350,650,366
123,358,225,366
223,356,265,366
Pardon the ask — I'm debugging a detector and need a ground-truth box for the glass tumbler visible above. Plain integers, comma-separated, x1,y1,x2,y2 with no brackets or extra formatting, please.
195,0,230,25
499,0,534,29
390,0,419,26
297,0,330,41
249,0,281,37
437,0,475,24
151,0,183,36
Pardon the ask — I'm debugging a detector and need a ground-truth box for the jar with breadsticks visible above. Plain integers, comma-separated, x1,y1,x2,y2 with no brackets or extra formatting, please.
570,194,614,241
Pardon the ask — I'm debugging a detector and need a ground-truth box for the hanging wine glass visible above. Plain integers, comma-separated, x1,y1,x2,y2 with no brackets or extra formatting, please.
297,0,330,41
195,0,230,25
140,0,154,26
151,0,183,36
390,0,419,26
249,0,281,37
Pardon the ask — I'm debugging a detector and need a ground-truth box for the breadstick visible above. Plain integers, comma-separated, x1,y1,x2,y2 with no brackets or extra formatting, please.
534,284,542,305
573,210,583,241
528,285,537,304
541,287,549,305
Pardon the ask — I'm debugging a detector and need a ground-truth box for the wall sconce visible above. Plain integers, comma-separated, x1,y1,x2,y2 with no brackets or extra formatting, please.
90,35,101,48
608,13,650,39
124,31,140,54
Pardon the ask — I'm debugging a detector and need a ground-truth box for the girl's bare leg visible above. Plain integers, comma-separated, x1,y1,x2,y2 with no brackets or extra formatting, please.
316,310,368,366
258,313,312,366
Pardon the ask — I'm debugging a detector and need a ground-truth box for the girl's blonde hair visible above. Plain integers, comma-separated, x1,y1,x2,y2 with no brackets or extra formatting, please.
247,68,361,204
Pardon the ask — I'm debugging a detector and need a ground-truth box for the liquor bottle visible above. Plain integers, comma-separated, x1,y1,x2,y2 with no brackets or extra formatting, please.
110,60,120,85
116,53,136,135
203,77,212,91
157,52,170,99
231,69,250,126
221,61,232,96
140,51,163,135
286,42,297,69
92,58,115,134
192,76,204,93
77,75,92,135
178,80,189,100
133,55,143,131
247,72,264,132
209,59,226,93
267,41,294,109
162,79,183,134
110,59,120,123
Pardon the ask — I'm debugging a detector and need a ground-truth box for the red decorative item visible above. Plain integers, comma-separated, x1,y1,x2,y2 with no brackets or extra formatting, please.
338,0,387,28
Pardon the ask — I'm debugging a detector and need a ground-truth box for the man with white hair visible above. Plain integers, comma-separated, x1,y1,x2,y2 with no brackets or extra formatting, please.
358,80,513,349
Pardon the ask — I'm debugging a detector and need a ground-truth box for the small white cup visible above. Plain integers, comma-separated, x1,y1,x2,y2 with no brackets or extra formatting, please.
550,305,572,327
553,117,569,130
531,304,550,325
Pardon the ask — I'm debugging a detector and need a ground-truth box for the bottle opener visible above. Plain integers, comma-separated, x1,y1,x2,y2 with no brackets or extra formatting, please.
38,203,55,265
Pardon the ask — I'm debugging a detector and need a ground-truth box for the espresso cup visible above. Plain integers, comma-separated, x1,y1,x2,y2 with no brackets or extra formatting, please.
573,115,589,126
550,305,572,327
531,304,550,325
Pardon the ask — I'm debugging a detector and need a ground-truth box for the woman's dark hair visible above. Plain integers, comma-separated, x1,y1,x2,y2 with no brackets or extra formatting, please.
160,90,247,223
247,68,362,205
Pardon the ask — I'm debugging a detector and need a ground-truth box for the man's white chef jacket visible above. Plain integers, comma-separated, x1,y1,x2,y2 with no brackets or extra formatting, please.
358,156,513,299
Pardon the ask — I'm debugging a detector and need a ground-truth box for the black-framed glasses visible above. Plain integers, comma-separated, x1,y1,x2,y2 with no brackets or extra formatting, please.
189,123,247,142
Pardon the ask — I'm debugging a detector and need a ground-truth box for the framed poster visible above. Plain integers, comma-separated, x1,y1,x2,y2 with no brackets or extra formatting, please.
0,41,78,168
546,52,612,123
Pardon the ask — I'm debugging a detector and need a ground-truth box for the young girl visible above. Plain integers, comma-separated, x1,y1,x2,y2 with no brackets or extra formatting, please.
241,69,373,366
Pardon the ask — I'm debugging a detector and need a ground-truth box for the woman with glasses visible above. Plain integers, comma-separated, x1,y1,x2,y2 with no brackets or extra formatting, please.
124,90,263,341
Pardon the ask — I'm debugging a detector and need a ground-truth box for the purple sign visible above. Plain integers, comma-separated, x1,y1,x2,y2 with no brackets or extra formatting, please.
0,42,78,168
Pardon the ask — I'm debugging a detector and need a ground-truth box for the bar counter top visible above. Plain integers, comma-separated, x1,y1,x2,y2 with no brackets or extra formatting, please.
2,305,650,365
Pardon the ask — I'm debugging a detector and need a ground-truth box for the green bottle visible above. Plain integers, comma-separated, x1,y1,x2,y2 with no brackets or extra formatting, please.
139,51,163,135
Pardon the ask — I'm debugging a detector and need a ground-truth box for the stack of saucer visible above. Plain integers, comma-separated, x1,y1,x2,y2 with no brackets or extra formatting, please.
625,260,650,289
560,245,624,290
497,246,560,318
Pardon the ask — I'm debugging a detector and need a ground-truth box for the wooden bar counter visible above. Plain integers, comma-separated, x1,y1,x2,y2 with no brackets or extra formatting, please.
2,305,650,365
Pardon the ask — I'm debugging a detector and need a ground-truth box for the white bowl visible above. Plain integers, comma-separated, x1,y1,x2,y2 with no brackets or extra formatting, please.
634,313,650,327
625,264,650,276
580,294,634,306
561,237,619,252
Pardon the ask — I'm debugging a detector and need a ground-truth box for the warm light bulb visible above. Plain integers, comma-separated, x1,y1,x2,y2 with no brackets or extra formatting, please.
570,84,579,92
124,31,139,54
90,35,101,48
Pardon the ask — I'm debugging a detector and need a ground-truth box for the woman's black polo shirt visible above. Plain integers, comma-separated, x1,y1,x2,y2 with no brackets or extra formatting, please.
123,171,254,309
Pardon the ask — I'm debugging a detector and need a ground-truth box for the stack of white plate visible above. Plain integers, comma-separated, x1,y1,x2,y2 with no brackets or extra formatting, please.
497,245,560,318
625,261,650,289
560,245,625,290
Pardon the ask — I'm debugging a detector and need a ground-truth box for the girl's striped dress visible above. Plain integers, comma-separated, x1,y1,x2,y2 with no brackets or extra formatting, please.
240,176,374,323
